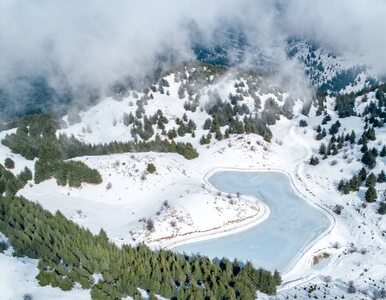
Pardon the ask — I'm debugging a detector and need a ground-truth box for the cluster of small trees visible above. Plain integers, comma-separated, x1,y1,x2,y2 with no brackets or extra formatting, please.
315,121,382,169
334,93,356,118
362,86,386,128
0,193,281,299
129,110,169,141
299,119,308,127
175,113,197,137
309,156,320,165
34,160,102,187
328,120,341,135
202,98,272,143
0,164,31,197
338,167,386,205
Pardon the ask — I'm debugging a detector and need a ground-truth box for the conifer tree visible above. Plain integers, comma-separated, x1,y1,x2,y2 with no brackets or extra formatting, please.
380,146,386,157
319,143,327,155
4,158,15,169
309,156,319,166
378,202,386,215
377,171,386,183
358,167,367,181
349,131,356,144
365,186,377,203
366,173,377,187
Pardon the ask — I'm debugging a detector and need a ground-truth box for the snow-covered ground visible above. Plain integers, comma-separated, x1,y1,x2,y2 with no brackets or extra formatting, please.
0,234,90,300
1,70,385,299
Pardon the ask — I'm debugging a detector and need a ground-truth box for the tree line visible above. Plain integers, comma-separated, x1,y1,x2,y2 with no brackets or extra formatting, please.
1,114,199,161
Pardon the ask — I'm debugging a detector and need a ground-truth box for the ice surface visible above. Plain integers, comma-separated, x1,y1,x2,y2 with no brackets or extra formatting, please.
174,171,331,271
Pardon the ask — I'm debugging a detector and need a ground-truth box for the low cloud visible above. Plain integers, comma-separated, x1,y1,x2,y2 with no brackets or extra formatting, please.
0,0,385,112
283,0,386,76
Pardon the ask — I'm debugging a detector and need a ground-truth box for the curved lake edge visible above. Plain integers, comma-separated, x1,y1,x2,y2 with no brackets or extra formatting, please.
169,167,336,277
160,183,271,249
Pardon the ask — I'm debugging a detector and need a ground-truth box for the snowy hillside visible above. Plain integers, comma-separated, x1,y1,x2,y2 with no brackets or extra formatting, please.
0,63,386,299
287,39,377,94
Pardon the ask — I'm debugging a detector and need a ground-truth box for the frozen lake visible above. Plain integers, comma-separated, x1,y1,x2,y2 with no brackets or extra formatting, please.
173,171,331,271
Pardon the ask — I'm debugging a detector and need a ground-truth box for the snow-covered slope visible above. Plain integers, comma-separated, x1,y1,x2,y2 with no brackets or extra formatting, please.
1,65,386,299
287,39,377,93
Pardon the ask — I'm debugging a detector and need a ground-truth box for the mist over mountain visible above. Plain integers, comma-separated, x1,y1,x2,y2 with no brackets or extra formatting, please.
0,0,385,116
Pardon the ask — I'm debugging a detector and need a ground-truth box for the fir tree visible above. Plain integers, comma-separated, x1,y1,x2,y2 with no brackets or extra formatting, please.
366,173,377,187
349,131,356,144
361,151,377,169
365,186,377,203
378,202,386,215
319,143,327,155
377,171,386,183
309,156,320,166
203,118,212,130
380,146,386,157
358,167,367,181
147,163,156,174
4,158,15,169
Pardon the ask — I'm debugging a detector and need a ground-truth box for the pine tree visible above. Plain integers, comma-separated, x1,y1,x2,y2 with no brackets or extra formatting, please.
199,135,207,145
365,186,377,203
358,167,367,181
337,179,345,192
380,146,386,157
362,151,377,169
319,143,327,155
349,175,361,191
203,118,212,130
309,156,319,166
167,129,177,140
378,202,386,215
371,147,379,157
377,171,386,183
273,270,282,285
177,124,186,137
366,173,377,187
367,127,376,141
4,158,15,169
349,131,356,144
147,163,156,174
18,167,33,183
360,143,368,153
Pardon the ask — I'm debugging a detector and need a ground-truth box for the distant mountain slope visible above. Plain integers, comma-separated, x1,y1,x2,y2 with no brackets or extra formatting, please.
287,39,378,93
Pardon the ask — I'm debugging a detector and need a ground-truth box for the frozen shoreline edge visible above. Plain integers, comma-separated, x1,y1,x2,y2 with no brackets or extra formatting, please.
159,167,336,284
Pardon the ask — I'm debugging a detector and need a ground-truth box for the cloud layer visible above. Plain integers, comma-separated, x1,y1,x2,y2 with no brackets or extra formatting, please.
283,0,386,75
0,0,385,109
